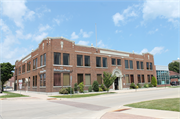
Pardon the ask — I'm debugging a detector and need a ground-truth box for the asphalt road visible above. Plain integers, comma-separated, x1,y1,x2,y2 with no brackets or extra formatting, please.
0,88,179,119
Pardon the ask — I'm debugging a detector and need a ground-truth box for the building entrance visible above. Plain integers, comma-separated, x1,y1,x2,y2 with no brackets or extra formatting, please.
114,77,119,90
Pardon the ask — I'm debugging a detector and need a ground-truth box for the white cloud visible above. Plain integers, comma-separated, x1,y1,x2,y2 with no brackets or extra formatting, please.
80,29,93,38
16,30,32,40
140,48,148,54
140,47,168,55
71,32,79,39
39,24,51,32
53,18,61,25
1,0,35,28
36,5,51,18
142,0,180,26
97,40,106,48
115,30,122,33
33,32,48,42
77,41,89,45
148,28,158,34
112,13,124,26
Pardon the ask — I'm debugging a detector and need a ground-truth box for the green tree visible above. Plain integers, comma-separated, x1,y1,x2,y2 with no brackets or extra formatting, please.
151,76,157,87
102,71,117,92
1,62,15,92
168,61,179,73
78,82,84,93
92,80,99,92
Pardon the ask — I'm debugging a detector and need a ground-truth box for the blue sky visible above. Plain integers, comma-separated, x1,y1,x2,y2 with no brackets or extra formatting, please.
0,0,180,66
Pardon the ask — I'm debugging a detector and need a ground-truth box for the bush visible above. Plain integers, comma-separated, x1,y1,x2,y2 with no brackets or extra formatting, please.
100,84,106,91
67,87,74,94
130,83,136,89
135,86,139,89
137,83,141,88
78,82,84,93
99,87,103,92
92,80,99,92
59,88,68,94
74,83,78,92
149,83,153,87
144,83,149,88
88,85,92,92
151,76,157,87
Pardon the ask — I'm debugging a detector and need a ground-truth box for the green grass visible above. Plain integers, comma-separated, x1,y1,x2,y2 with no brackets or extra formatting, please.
125,98,180,112
50,92,115,98
0,91,28,98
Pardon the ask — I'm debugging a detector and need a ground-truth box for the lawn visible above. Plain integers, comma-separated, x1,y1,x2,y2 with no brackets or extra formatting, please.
0,91,28,98
50,92,115,98
125,98,180,112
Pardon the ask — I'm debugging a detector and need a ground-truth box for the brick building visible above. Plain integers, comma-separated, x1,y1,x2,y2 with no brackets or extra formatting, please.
14,37,156,92
169,71,180,84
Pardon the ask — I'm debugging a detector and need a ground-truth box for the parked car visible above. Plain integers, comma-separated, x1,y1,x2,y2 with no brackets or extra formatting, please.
170,81,177,86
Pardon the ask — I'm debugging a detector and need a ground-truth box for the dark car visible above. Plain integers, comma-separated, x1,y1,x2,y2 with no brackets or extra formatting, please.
170,81,177,86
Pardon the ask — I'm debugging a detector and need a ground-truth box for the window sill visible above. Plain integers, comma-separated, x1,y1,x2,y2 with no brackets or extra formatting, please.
40,86,46,88
53,64,73,67
117,65,122,66
96,67,108,69
63,86,71,87
76,66,91,68
137,69,144,70
53,86,62,88
27,71,31,73
85,85,91,87
33,68,37,71
147,70,153,71
32,87,37,88
125,68,134,70
37,65,46,69
112,65,116,66
22,73,25,74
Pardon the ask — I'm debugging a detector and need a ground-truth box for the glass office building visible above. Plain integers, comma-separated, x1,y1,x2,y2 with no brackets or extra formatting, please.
156,65,170,85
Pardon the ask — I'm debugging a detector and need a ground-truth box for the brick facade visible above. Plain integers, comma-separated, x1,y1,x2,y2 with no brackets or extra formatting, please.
14,37,156,92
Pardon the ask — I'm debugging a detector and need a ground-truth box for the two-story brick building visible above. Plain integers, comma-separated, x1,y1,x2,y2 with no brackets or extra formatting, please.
14,37,156,92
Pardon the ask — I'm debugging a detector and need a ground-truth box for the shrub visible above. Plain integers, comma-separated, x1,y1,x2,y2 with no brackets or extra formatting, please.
100,84,106,91
144,83,149,88
135,86,139,89
74,83,78,92
151,76,157,87
78,82,84,93
92,80,99,92
99,87,103,92
149,83,153,87
59,88,68,94
67,87,74,94
137,83,141,88
88,85,92,92
130,83,136,89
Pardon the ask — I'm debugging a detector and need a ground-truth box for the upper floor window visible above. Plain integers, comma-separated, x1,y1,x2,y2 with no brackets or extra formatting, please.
22,64,25,73
112,58,116,65
146,62,149,70
27,61,31,71
117,59,121,65
63,53,69,65
43,53,46,65
96,57,101,67
137,61,140,69
40,55,43,66
77,55,83,66
150,62,152,70
54,52,61,65
33,58,37,69
125,60,129,68
129,60,133,69
103,57,107,67
19,67,21,74
141,62,144,69
85,55,90,66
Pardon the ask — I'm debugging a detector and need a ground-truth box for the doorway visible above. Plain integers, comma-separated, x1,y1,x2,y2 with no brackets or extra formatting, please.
114,77,119,90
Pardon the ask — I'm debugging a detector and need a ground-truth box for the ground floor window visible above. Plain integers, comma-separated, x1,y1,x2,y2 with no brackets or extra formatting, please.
28,77,30,87
85,74,91,85
125,74,129,83
138,75,141,83
141,75,145,83
33,76,37,87
63,73,70,86
97,74,102,84
130,75,134,83
54,73,61,86
22,78,25,87
40,74,46,86
77,74,83,84
147,75,150,82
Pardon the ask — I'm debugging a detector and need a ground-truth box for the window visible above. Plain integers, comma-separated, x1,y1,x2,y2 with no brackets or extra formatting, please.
22,64,25,73
147,75,150,82
19,67,21,74
125,60,129,68
129,60,133,69
125,74,129,83
141,62,144,69
97,74,102,84
112,58,116,65
40,55,43,66
27,61,31,71
85,74,91,85
150,62,152,70
130,75,134,83
77,55,83,66
103,57,107,67
96,57,101,67
146,62,149,70
54,73,61,86
63,53,69,65
22,78,25,87
33,75,37,87
43,53,46,65
138,75,141,83
137,61,140,69
117,59,121,65
33,58,37,69
28,77,30,87
85,56,90,66
40,74,46,86
63,73,70,86
77,74,83,84
54,52,61,65
142,75,145,83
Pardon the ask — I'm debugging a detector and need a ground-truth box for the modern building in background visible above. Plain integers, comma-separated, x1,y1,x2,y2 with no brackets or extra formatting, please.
172,58,180,63
156,65,170,87
169,71,180,84
14,37,156,92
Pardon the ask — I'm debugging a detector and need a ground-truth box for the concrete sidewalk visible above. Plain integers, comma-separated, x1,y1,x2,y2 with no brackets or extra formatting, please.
101,106,180,119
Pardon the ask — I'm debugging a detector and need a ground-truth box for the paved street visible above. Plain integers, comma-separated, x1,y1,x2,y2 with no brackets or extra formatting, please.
0,88,180,119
